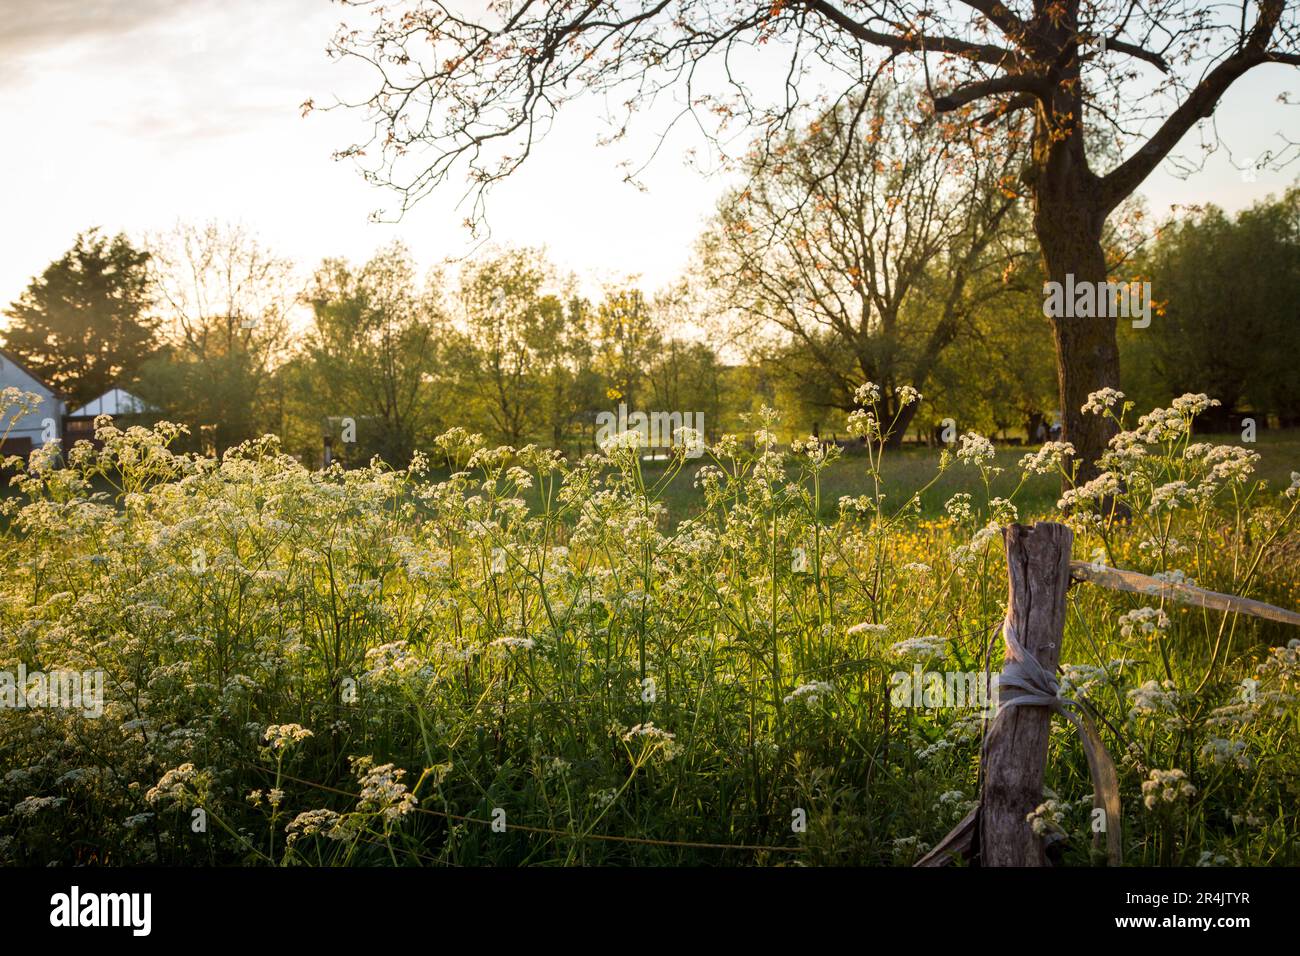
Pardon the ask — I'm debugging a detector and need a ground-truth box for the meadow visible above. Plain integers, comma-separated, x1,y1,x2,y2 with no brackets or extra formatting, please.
1,388,1298,866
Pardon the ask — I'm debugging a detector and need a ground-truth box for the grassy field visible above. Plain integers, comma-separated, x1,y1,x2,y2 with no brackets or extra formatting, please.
592,428,1300,523
1,407,1298,866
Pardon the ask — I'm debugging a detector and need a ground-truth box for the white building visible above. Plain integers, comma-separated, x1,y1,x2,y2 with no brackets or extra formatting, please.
66,388,154,419
64,388,157,445
0,348,64,456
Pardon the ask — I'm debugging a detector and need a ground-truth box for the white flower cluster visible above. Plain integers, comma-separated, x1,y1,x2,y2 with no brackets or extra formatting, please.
353,758,418,821
599,429,644,454
1141,769,1196,809
1118,607,1170,640
13,795,67,818
846,409,878,440
620,723,677,760
1025,798,1067,837
1128,679,1181,719
1187,444,1260,483
1019,441,1075,475
264,723,314,752
889,635,947,662
489,635,537,654
672,426,705,456
949,522,1001,566
1057,471,1122,512
1081,388,1126,415
1151,568,1196,587
853,381,881,406
1198,737,1250,770
895,385,922,406
1059,663,1108,698
890,835,932,864
955,432,995,466
1131,396,1219,443
783,680,834,707
942,492,972,523
146,763,206,808
285,808,349,845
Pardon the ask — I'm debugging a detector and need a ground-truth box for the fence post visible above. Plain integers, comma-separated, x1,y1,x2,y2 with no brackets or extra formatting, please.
979,521,1073,866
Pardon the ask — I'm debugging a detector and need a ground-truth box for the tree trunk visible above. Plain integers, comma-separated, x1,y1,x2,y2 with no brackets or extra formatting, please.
1031,150,1121,485
885,398,919,449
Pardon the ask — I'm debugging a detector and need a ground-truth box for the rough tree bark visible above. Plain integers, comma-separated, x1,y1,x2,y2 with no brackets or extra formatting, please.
1027,17,1120,485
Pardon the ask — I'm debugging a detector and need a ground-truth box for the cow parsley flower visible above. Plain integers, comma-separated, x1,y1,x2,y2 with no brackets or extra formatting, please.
352,757,418,821
854,381,881,406
1082,388,1125,415
1141,769,1196,809
1199,737,1250,770
895,385,922,406
890,635,947,662
783,681,834,706
1118,607,1169,640
286,808,349,845
264,723,314,752
1019,441,1075,475
955,432,995,465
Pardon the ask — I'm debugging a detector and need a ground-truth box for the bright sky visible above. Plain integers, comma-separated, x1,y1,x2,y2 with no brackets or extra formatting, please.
1,0,1297,315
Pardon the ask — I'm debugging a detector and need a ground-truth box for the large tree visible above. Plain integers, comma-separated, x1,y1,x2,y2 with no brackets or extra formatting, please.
700,82,1033,443
324,0,1300,476
454,247,586,447
138,222,297,452
1125,187,1300,426
3,229,158,405
296,244,449,465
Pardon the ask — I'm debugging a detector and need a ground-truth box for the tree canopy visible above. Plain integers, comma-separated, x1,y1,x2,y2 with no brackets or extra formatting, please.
3,229,157,405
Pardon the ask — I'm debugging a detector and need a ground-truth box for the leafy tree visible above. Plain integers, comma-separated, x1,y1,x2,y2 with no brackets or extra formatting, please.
2,229,158,405
928,280,1058,440
1126,187,1300,427
537,294,603,455
137,222,296,453
454,247,584,447
702,83,1034,444
294,244,450,466
593,287,663,413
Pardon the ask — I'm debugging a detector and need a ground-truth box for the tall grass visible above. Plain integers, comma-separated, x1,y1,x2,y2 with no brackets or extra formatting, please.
0,387,1297,866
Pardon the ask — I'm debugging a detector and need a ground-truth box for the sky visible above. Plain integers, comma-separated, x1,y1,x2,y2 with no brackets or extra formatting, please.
0,0,1297,315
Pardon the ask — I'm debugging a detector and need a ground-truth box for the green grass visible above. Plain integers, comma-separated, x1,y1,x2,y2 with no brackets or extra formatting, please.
618,429,1300,523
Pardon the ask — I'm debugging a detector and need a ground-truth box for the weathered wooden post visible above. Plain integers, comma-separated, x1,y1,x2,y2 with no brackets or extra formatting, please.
919,518,1300,868
979,521,1073,865
916,520,1076,868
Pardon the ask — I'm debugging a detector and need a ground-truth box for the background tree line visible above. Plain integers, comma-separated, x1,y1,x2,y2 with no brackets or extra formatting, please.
4,101,1298,466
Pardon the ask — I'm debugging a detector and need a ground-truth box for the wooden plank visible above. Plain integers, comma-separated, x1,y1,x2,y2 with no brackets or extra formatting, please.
1069,561,1300,627
915,806,977,867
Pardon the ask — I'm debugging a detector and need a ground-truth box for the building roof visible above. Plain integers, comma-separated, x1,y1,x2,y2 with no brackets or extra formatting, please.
0,347,67,401
67,387,155,418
